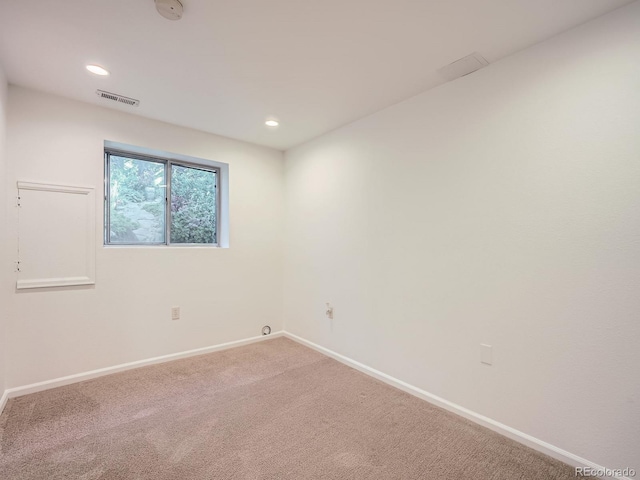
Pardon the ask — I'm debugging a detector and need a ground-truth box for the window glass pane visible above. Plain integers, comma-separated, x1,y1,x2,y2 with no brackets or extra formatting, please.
108,155,166,244
170,164,217,244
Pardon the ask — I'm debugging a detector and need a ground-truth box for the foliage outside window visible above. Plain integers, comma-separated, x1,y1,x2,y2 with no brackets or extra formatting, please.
105,151,218,245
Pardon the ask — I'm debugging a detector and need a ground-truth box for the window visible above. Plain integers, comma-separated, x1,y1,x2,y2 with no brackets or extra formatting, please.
105,149,219,246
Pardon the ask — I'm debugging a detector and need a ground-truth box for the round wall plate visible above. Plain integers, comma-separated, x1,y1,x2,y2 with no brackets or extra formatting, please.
155,0,183,21
262,325,271,336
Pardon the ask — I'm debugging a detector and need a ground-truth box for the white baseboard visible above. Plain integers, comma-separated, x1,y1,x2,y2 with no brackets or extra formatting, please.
2,331,283,406
283,332,631,480
0,390,8,416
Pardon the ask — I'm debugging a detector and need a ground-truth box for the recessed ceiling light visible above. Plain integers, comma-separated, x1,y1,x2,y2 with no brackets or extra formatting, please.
265,119,279,127
86,64,110,76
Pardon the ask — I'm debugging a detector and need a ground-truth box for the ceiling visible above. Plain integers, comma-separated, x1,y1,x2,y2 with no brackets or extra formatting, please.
0,0,634,150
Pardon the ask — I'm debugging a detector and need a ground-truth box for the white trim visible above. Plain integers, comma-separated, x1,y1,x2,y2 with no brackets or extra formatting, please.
16,181,96,289
3,332,283,400
16,276,95,290
17,181,93,195
283,332,632,480
0,390,8,416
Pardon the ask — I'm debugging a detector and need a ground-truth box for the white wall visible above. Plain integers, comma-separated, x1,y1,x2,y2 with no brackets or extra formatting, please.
284,2,640,472
0,64,8,397
6,86,284,388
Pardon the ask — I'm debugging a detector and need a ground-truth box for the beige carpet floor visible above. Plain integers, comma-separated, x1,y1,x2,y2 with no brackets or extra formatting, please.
0,337,589,479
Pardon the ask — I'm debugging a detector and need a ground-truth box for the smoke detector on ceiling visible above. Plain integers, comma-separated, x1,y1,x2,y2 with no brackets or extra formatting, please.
155,0,183,21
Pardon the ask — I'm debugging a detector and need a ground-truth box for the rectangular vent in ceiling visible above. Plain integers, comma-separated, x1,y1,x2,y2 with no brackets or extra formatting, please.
438,52,489,81
95,90,140,107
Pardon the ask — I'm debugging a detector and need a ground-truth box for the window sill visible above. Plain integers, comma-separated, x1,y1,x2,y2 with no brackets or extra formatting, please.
103,244,226,249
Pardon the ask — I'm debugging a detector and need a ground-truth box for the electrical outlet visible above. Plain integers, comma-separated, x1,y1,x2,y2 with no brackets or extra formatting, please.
481,344,492,365
325,303,333,320
171,307,180,321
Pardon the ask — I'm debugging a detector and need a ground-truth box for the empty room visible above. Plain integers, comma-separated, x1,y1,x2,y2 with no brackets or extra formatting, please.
0,0,638,478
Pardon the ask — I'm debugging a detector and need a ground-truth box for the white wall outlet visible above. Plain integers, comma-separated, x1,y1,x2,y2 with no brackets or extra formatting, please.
325,303,334,320
171,307,180,321
481,344,492,365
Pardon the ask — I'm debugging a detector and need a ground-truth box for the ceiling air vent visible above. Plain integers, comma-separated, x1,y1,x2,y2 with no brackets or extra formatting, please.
96,90,140,107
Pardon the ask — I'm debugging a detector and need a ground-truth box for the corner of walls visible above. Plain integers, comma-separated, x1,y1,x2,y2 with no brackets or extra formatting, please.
0,63,8,412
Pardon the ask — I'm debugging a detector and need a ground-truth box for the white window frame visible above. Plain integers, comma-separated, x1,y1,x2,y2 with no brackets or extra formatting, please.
103,141,229,248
